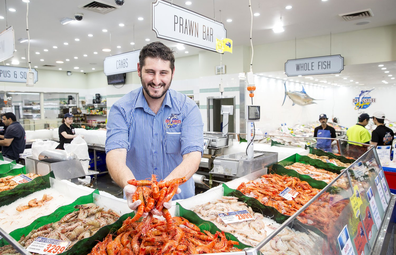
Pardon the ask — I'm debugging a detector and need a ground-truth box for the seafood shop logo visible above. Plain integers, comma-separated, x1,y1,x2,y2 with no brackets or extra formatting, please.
165,114,182,128
352,89,375,110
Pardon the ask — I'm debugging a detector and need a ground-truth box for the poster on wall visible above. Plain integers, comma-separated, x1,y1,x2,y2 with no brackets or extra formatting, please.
352,89,375,110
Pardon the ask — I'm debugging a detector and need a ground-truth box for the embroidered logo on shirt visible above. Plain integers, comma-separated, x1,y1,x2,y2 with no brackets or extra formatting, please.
383,132,393,145
165,114,182,128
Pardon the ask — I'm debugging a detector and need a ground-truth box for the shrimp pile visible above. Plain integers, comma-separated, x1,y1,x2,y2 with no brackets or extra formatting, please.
16,194,53,212
0,173,40,192
307,154,351,167
126,175,186,226
192,196,323,255
89,215,241,255
0,203,120,254
237,174,320,216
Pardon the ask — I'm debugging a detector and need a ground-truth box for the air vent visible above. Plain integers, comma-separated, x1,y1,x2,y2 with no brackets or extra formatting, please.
43,65,56,67
80,1,118,14
339,9,373,21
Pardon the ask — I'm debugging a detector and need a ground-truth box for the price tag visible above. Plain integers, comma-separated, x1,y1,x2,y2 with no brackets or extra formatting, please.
374,175,388,211
11,174,32,184
27,237,70,254
279,187,299,201
337,225,356,255
218,210,254,224
378,171,391,203
366,187,381,230
353,221,367,255
349,185,363,218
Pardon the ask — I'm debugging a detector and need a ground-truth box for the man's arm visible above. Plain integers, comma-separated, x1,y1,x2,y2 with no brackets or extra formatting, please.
163,151,201,182
0,135,4,139
370,141,378,146
61,131,77,139
0,138,13,146
106,148,135,188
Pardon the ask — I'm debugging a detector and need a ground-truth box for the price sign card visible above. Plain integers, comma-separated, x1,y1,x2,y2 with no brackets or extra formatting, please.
363,207,374,241
374,176,388,210
27,237,70,254
350,185,363,218
353,221,368,255
11,174,32,184
279,187,299,201
337,225,356,255
218,210,254,224
366,187,382,229
378,171,391,203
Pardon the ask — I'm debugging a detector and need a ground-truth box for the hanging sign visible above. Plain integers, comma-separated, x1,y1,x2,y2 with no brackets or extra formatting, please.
285,54,344,77
0,66,38,83
103,50,140,76
152,0,227,52
352,89,375,110
0,26,15,62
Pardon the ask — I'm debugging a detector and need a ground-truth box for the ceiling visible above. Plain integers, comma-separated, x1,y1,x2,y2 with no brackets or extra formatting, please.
0,0,395,86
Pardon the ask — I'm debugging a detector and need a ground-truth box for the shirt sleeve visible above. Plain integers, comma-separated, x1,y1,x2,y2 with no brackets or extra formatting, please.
313,127,318,137
331,127,336,138
180,102,204,156
362,129,371,144
371,130,379,143
105,103,131,153
58,124,66,135
4,126,16,139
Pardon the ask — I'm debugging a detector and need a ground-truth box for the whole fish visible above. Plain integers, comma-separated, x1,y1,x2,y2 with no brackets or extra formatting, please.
282,82,316,106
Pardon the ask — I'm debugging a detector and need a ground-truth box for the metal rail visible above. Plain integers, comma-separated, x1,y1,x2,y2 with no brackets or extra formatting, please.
0,227,32,255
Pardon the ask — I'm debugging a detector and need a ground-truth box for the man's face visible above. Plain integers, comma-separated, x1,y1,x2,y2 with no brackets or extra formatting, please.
1,117,10,126
319,118,327,125
138,57,174,100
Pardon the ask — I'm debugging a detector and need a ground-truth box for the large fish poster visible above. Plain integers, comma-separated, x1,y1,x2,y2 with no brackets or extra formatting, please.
352,89,375,110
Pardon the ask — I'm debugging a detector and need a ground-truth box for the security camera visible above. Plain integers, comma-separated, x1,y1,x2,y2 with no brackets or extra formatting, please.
74,13,84,21
115,0,124,6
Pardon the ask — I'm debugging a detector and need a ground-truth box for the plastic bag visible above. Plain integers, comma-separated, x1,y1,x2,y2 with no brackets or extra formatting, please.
65,136,90,174
31,139,59,160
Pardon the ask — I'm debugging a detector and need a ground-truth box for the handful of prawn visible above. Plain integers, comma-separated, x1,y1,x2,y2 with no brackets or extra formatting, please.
16,194,53,212
126,175,186,227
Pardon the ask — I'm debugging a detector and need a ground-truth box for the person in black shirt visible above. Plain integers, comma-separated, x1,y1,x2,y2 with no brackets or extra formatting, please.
0,112,26,161
56,113,78,150
370,111,394,146
314,113,336,152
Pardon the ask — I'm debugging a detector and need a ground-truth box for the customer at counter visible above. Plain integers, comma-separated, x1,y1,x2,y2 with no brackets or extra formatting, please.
0,112,26,161
56,113,78,150
314,113,336,152
370,111,394,146
106,42,204,208
346,113,371,158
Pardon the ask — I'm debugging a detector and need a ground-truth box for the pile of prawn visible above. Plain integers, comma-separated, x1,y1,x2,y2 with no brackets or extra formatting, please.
89,215,241,255
307,154,351,167
16,194,53,212
0,203,120,254
192,196,323,255
0,173,40,192
237,174,320,216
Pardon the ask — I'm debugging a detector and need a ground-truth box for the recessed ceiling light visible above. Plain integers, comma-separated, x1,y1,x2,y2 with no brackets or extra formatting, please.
102,48,111,52
321,0,328,2
35,52,40,55
138,17,144,21
378,64,384,67
74,57,78,59
117,46,121,49
60,18,75,25
119,23,125,27
92,68,95,70
5,63,10,65
176,44,185,50
298,75,302,77
53,46,58,49
385,71,390,73
43,49,48,52
343,77,347,80
34,65,38,68
74,67,79,70
83,54,87,57
145,38,150,42
21,57,26,60
80,70,84,72
382,80,388,84
335,74,339,77
66,59,70,61
130,42,135,45
285,5,292,10
88,34,93,37
75,38,80,41
392,77,395,80
93,52,98,54
64,42,68,45
185,51,189,54
40,59,44,62
11,59,19,65
59,68,62,70
23,0,30,3
226,19,232,22
381,67,387,70
355,82,359,84
253,12,260,17
350,80,353,82
8,8,16,12
185,1,192,5
389,75,393,77
56,61,64,64
102,29,108,32
0,16,4,20
272,24,284,33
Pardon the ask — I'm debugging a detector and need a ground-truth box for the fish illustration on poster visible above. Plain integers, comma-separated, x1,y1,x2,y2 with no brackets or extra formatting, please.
282,82,317,106
352,89,376,110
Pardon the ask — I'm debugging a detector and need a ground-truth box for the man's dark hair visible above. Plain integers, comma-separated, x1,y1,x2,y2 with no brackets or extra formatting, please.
139,42,175,73
2,112,16,121
375,118,385,124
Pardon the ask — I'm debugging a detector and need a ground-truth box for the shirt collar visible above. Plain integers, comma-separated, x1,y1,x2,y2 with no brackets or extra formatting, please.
135,87,173,111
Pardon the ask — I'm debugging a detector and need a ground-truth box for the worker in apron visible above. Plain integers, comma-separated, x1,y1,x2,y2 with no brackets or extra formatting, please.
314,114,336,152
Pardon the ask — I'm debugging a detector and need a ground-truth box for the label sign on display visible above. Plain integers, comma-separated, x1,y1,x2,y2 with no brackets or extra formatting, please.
285,54,344,77
279,187,299,201
378,170,391,203
0,26,15,62
337,225,356,255
152,0,227,52
366,187,382,230
27,237,70,254
374,175,388,210
350,185,363,218
103,50,140,76
0,66,38,83
353,221,367,255
11,174,32,184
218,210,254,224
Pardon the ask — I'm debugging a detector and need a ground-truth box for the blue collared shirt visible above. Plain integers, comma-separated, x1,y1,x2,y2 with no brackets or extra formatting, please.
106,87,204,200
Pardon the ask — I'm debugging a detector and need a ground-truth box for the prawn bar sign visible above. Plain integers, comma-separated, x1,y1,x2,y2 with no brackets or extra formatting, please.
285,54,344,77
152,0,227,52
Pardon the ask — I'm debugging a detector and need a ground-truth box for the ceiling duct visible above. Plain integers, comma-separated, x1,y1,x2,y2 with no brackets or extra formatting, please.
339,9,373,21
80,1,118,14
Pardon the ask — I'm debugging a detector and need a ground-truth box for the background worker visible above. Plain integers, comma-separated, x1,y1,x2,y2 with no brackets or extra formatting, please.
346,113,371,158
370,111,394,146
56,113,78,150
314,113,336,152
105,42,204,210
0,112,26,161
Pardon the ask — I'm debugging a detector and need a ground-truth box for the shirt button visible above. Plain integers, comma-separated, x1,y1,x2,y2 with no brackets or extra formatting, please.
154,151,157,154
154,167,157,170
155,133,158,136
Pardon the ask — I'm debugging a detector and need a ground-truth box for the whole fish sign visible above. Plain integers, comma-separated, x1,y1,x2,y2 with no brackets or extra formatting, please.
282,83,316,106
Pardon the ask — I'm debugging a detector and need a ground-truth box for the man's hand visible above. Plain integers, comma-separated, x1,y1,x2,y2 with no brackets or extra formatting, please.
123,184,141,210
163,187,181,209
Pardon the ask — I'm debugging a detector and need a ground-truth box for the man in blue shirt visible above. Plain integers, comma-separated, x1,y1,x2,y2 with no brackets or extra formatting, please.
106,42,203,208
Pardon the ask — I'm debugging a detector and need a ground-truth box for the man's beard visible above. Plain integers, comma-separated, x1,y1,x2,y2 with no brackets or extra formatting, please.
142,78,171,100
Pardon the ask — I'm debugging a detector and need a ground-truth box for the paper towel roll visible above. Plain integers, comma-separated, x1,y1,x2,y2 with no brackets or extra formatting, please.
192,174,205,184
